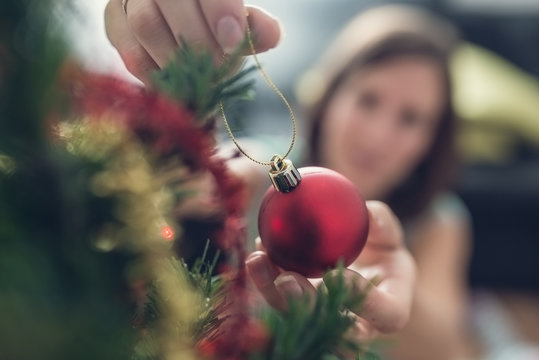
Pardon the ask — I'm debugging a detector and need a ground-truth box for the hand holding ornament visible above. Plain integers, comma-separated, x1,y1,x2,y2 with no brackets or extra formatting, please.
258,165,370,278
247,201,415,336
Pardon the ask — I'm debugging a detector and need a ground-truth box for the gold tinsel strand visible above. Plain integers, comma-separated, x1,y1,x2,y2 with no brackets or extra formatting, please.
59,117,201,360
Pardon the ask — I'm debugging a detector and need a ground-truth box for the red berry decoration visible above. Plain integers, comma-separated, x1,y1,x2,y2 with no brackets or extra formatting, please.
258,157,369,278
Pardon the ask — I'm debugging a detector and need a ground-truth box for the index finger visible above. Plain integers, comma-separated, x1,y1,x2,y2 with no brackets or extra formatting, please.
355,201,406,267
325,201,415,333
365,201,404,251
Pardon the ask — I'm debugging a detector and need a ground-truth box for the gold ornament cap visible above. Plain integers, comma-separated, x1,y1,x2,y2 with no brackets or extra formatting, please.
269,155,301,193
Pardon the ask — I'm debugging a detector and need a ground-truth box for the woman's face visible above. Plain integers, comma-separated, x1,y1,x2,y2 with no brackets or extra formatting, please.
319,55,445,199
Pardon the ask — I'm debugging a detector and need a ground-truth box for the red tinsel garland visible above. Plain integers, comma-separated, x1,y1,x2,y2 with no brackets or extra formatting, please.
71,72,263,359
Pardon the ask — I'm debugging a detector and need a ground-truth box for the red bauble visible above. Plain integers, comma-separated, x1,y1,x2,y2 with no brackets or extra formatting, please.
258,167,369,278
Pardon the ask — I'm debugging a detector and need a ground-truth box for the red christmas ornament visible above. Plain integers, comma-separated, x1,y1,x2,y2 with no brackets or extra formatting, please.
258,157,369,278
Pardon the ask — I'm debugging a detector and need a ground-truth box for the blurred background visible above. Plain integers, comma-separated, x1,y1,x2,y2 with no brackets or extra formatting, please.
70,0,539,358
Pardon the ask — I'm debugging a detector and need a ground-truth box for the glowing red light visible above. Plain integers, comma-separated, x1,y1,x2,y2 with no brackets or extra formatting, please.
161,225,175,241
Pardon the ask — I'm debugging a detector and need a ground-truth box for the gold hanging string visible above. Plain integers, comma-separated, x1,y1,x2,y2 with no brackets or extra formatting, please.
219,15,297,167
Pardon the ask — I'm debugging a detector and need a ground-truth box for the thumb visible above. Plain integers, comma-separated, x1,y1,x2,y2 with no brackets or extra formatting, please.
246,6,283,53
199,2,282,55
365,201,404,250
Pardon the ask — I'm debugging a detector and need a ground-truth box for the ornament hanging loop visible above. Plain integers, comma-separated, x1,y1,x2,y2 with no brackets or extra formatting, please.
270,154,285,172
268,154,301,193
219,12,297,167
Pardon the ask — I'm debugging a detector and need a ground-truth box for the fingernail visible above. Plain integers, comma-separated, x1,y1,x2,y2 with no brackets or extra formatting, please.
275,18,285,47
216,16,244,54
246,6,284,48
274,275,303,298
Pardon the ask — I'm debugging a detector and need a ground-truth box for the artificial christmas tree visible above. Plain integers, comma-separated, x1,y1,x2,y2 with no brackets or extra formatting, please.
0,1,378,359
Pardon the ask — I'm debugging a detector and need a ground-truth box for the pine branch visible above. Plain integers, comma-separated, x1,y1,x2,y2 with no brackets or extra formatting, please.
183,239,222,298
151,40,256,123
181,240,226,342
251,264,376,360
136,240,225,353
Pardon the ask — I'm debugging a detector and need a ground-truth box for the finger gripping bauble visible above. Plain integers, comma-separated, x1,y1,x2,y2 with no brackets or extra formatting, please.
258,167,369,278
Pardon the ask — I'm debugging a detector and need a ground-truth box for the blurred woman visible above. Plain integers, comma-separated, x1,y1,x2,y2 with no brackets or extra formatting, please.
295,6,472,359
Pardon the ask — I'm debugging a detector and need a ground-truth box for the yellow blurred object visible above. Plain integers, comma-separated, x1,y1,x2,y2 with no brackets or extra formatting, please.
451,43,539,163
59,117,200,360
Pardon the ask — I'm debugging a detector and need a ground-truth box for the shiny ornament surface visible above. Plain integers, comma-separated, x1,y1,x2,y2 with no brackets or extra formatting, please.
258,167,369,278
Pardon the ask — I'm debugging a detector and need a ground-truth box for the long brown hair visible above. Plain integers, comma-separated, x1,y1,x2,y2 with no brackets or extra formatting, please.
297,5,459,221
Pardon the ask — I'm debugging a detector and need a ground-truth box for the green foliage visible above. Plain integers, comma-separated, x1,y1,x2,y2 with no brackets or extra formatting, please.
183,239,222,299
0,0,67,156
151,40,256,123
0,148,138,360
251,265,375,360
133,241,224,360
0,2,138,359
182,242,226,342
